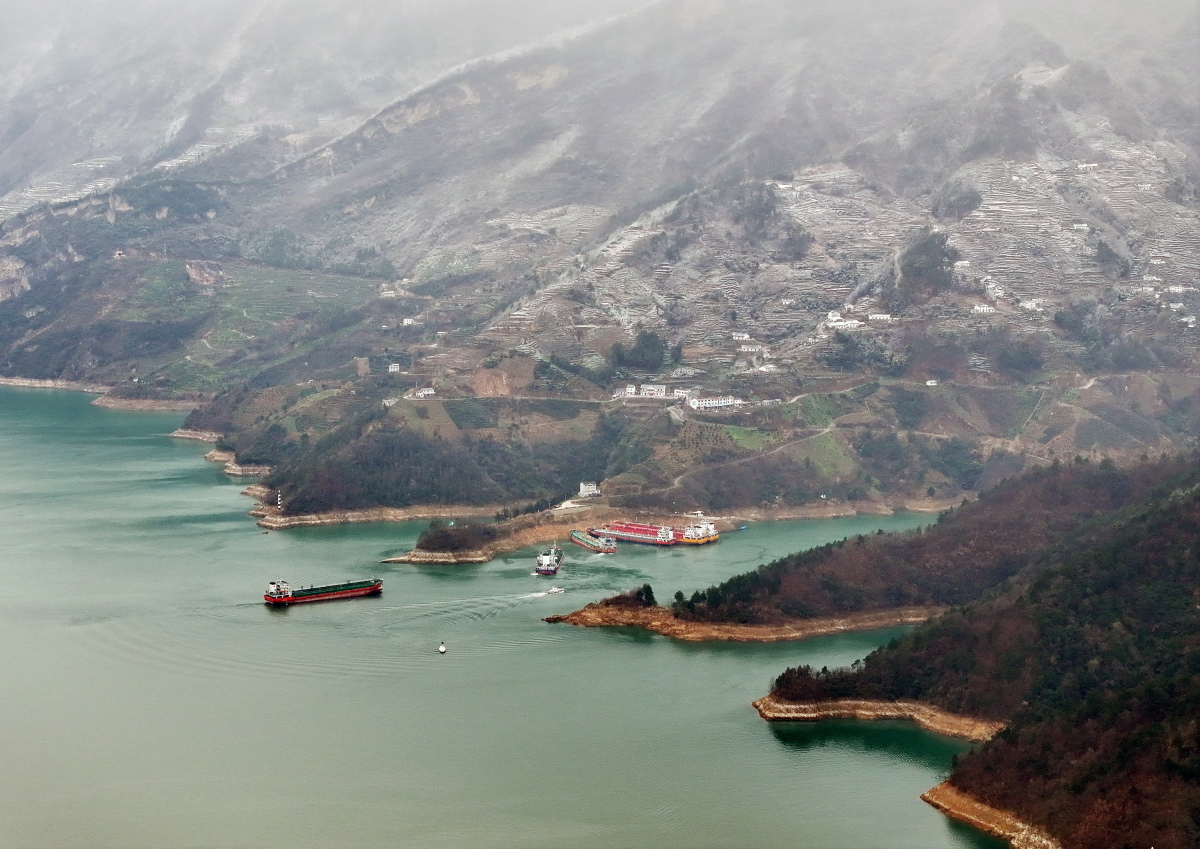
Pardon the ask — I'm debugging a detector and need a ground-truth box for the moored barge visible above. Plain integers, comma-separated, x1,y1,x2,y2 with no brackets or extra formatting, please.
569,529,617,553
264,579,382,605
590,518,720,546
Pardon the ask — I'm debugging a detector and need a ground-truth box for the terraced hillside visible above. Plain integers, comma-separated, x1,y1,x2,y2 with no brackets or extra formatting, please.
1,0,1198,514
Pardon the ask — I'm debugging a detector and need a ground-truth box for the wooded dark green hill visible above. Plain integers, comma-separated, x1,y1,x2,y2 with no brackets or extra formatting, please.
769,457,1200,849
672,457,1188,623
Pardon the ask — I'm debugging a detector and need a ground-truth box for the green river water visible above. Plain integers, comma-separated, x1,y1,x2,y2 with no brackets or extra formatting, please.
0,386,1004,849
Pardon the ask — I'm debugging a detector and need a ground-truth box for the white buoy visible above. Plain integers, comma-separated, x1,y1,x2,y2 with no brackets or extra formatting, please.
438,642,446,654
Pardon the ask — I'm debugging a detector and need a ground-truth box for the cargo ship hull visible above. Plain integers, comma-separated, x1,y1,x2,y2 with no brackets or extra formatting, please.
264,579,382,605
569,529,617,553
591,519,719,546
535,545,564,575
590,522,676,546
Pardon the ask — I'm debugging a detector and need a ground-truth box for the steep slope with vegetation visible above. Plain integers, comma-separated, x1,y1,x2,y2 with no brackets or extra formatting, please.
263,405,644,514
672,457,1186,623
1,0,1197,516
767,457,1200,849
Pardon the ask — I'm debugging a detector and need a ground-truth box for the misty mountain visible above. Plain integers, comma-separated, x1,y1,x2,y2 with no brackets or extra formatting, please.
0,0,644,216
2,0,1199,516
195,0,1200,275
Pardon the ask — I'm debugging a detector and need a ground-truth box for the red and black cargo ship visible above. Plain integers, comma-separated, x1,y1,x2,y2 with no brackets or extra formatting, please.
264,579,382,605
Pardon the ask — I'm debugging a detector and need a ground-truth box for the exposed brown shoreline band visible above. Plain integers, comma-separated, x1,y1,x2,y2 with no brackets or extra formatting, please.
544,604,944,642
93,397,201,411
921,783,1063,849
171,428,225,443
253,504,504,530
0,376,113,393
753,696,1062,848
750,693,1004,742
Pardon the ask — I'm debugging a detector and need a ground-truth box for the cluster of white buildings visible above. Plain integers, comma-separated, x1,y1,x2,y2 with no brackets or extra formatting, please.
614,384,668,398
612,383,747,412
686,395,745,411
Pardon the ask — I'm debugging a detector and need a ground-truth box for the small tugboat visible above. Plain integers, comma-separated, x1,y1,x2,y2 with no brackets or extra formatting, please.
534,544,564,575
569,529,617,553
263,578,382,605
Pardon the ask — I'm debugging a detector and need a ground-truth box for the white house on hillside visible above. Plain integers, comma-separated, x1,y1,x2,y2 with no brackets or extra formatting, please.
688,395,743,411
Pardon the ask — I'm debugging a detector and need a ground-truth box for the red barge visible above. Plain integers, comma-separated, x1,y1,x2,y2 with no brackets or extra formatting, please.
590,518,719,546
264,579,382,605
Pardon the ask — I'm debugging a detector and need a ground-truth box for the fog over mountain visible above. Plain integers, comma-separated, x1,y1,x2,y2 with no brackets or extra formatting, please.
1,0,1195,216
5,6,1200,848
2,0,1199,517
0,0,645,214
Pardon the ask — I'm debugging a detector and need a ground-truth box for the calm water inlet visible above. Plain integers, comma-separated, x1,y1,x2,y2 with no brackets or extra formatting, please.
0,386,1003,849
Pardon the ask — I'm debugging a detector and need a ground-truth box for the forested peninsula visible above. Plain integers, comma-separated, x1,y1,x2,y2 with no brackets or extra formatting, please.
758,457,1200,849
552,458,1183,631
550,456,1200,847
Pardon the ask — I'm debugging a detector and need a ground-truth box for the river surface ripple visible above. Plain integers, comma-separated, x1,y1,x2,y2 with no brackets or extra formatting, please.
0,386,1003,849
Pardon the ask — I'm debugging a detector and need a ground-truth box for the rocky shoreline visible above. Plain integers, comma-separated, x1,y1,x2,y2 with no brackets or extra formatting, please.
544,604,944,642
201,449,272,478
251,503,503,530
0,376,112,393
750,693,1004,742
752,694,1061,847
170,428,224,442
920,783,1063,849
734,494,969,521
383,510,626,563
0,378,203,411
92,396,201,411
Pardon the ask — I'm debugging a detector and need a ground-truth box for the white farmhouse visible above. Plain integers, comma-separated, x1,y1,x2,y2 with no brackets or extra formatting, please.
639,384,667,397
414,388,435,399
579,481,601,498
688,395,743,411
388,363,401,373
972,304,996,314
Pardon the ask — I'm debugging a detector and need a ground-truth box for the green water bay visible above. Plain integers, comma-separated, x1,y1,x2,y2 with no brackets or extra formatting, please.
0,385,1003,849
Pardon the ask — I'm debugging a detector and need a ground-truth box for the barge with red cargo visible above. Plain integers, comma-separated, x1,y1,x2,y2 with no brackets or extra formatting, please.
589,518,719,546
264,578,382,605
